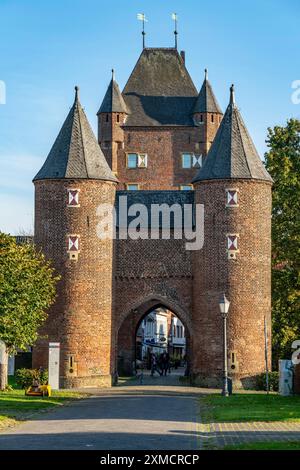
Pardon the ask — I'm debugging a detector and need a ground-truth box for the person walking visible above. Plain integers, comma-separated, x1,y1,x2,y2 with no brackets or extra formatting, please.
160,352,169,376
150,353,161,377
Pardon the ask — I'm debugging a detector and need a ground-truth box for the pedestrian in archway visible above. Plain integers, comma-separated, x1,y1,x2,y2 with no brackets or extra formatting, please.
160,352,170,376
150,353,161,377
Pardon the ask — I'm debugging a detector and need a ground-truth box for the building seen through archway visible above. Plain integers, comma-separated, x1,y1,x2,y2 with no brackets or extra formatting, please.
136,308,186,371
116,306,188,378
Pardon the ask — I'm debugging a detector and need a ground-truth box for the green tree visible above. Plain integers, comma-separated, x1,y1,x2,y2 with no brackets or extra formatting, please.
0,233,59,389
264,119,300,368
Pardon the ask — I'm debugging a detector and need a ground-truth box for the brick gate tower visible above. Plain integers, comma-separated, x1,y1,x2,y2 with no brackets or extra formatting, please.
192,85,273,388
33,87,117,387
31,45,273,389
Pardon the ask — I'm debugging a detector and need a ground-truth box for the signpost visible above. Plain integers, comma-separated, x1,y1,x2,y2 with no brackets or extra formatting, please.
48,342,60,390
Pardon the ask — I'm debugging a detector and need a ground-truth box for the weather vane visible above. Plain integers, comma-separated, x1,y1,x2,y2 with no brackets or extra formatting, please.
137,13,148,49
172,13,178,49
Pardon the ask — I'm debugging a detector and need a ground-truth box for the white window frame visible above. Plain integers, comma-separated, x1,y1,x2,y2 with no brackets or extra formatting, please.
181,153,202,169
127,153,148,169
182,153,193,169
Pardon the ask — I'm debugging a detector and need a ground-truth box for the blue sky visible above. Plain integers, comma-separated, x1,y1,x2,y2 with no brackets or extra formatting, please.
0,0,299,234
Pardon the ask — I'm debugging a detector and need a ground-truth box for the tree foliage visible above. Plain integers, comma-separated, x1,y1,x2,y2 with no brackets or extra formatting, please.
264,118,300,368
0,232,59,354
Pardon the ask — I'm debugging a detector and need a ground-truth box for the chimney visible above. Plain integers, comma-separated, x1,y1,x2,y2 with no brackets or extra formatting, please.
180,50,185,64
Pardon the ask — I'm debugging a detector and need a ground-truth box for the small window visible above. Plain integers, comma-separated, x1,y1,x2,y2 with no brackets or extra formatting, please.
127,153,148,168
127,153,138,168
211,114,214,123
106,114,109,122
117,114,120,123
182,153,193,168
126,184,139,191
200,114,203,122
180,185,193,191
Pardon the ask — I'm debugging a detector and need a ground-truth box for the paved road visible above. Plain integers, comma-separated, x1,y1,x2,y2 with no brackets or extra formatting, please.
0,386,201,450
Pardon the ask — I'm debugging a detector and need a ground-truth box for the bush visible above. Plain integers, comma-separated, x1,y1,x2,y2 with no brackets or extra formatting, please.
15,368,48,389
256,371,279,392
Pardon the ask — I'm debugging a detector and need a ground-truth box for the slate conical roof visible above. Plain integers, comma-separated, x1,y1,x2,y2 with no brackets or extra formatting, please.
97,71,128,114
34,87,117,182
193,69,222,114
193,85,273,183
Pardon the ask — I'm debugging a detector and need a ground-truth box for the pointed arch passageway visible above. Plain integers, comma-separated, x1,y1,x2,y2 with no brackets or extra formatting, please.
115,293,193,383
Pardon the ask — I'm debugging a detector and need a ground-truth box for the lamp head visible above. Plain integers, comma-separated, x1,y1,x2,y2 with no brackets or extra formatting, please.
219,293,230,317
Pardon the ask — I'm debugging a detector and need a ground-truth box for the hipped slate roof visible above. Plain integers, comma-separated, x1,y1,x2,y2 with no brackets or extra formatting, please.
193,85,273,183
193,70,222,114
33,87,117,182
97,73,128,114
122,48,198,126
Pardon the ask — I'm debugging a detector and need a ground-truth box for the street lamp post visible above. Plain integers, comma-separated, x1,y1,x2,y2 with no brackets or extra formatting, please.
219,293,230,397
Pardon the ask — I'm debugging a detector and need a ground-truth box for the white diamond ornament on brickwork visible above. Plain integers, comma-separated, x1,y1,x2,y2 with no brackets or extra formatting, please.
68,236,79,252
226,189,238,206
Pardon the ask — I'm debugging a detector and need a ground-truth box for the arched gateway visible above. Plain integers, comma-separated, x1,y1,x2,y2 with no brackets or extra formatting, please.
32,48,273,389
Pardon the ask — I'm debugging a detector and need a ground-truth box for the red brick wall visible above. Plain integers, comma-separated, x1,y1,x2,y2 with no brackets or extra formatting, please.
33,179,117,388
117,127,203,190
98,119,222,190
192,179,272,388
33,177,272,389
98,112,127,173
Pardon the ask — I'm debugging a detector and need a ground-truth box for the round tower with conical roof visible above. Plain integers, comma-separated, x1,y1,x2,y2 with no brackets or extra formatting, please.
33,87,118,388
192,85,273,388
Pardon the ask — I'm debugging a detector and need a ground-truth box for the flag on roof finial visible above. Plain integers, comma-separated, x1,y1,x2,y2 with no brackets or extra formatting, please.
172,13,178,49
137,13,147,49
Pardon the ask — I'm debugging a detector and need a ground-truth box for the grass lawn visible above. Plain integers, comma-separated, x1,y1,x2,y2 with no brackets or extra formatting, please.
201,393,300,423
224,441,300,450
0,384,86,429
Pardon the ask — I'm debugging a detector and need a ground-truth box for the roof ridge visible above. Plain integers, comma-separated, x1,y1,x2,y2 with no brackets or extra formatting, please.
77,101,89,178
234,105,252,178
